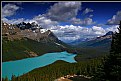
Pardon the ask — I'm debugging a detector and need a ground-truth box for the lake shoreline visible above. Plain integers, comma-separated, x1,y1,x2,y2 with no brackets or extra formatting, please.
2,50,77,62
2,51,77,80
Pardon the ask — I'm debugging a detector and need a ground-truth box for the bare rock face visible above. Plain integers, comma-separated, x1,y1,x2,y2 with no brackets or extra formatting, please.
24,50,38,57
2,22,71,51
2,22,60,43
94,31,113,41
2,22,23,40
21,29,59,43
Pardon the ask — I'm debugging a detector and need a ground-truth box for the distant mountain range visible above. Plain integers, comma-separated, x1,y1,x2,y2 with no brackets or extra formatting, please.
70,31,113,61
76,31,112,48
69,31,113,49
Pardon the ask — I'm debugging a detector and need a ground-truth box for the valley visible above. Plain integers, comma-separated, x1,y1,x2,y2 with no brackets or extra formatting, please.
2,21,111,81
2,2,121,81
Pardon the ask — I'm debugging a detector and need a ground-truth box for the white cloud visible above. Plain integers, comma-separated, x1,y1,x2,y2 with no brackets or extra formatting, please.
69,17,83,25
92,26,106,35
3,2,117,43
2,17,24,24
2,2,95,27
50,25,108,42
33,14,58,29
58,35,81,43
2,3,24,24
51,25,82,43
45,2,96,26
83,18,95,25
83,8,93,15
50,24,119,43
105,25,119,33
70,17,95,25
107,10,121,25
89,14,93,17
46,2,81,22
2,4,20,17
2,17,38,25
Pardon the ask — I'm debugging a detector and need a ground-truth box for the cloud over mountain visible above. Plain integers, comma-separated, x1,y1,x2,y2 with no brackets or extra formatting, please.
50,25,106,42
33,14,58,29
2,17,25,24
92,26,106,35
105,25,119,32
50,24,119,43
107,10,121,25
2,2,120,42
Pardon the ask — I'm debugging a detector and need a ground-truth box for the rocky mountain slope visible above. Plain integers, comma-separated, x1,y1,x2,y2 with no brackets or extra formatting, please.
2,22,75,62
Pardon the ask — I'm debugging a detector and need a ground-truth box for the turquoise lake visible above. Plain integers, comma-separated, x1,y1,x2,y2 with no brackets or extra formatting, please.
2,51,77,79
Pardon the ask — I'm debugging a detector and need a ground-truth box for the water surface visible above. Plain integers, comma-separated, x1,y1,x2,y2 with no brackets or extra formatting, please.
2,51,76,79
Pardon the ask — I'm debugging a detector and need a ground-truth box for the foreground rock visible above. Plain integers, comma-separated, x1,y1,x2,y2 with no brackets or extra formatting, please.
55,74,92,81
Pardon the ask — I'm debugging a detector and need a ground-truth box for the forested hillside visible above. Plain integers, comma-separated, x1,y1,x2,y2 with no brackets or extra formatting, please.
2,37,74,62
92,21,121,81
2,58,102,81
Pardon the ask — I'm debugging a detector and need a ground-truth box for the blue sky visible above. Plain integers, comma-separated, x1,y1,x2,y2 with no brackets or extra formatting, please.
2,2,121,43
2,2,56,19
2,2,121,25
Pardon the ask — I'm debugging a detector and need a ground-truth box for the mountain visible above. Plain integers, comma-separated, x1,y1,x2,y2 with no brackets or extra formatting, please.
73,31,113,48
104,31,113,36
69,31,113,45
68,38,88,45
2,22,62,43
2,22,75,62
72,31,113,61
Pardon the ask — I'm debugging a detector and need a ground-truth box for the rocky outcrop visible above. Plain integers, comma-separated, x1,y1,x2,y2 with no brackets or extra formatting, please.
55,74,92,81
2,22,60,43
24,50,38,57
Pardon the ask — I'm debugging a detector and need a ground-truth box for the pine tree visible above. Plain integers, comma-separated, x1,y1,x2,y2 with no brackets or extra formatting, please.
92,21,121,81
4,76,9,81
11,75,16,81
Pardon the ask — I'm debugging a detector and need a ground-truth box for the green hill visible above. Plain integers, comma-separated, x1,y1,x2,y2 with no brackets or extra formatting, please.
2,37,74,62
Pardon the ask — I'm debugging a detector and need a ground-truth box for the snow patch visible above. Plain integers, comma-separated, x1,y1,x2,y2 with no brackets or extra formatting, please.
40,29,48,33
55,42,61,46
